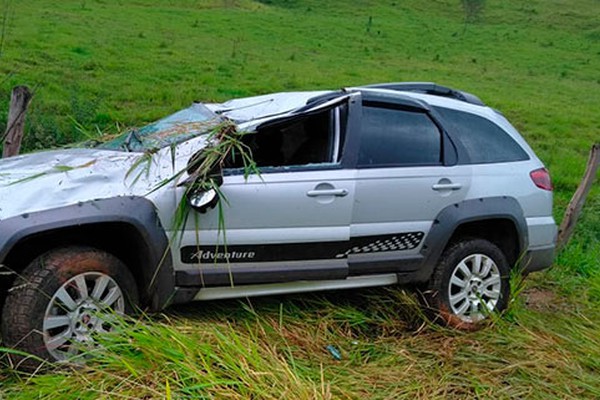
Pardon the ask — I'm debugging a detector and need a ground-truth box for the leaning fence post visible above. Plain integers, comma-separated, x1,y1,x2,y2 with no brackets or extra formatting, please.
2,85,33,158
556,143,600,250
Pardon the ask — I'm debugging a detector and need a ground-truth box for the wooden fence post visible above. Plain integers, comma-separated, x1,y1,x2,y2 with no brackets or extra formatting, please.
556,143,600,250
2,85,33,158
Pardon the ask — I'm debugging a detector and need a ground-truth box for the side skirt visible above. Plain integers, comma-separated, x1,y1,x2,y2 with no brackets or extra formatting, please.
190,273,399,301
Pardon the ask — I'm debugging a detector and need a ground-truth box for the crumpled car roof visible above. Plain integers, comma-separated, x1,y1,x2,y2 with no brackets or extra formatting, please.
99,90,334,152
205,90,330,125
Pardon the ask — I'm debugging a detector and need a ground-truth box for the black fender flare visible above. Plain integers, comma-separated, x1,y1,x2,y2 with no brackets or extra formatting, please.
409,196,528,282
0,196,174,310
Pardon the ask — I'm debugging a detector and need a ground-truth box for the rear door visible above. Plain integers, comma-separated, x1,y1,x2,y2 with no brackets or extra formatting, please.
174,93,362,287
347,95,472,275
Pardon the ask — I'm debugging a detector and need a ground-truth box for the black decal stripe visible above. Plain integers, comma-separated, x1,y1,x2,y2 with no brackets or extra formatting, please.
181,241,345,264
339,232,424,258
181,232,424,264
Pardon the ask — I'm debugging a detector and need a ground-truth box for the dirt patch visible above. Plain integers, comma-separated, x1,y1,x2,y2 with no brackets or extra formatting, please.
522,288,571,313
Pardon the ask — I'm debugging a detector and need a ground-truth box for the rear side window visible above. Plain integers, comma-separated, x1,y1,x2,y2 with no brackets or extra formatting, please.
435,107,529,164
358,106,441,167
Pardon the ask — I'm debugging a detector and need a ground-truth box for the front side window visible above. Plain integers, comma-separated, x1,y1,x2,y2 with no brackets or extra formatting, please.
358,105,442,167
227,106,345,171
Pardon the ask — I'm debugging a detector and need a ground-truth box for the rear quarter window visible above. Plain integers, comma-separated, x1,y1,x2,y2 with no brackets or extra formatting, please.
435,107,529,164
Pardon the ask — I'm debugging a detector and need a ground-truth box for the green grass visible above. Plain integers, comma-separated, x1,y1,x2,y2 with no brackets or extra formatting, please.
1,0,600,398
2,287,600,399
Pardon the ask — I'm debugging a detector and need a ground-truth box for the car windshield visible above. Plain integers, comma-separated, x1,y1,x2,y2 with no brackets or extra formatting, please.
99,103,223,152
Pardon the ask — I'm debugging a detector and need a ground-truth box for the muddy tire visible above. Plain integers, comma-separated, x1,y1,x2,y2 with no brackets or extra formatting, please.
1,247,138,369
422,238,511,330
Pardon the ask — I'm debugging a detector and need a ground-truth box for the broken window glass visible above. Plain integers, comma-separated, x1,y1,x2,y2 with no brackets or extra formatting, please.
226,106,345,171
99,103,223,152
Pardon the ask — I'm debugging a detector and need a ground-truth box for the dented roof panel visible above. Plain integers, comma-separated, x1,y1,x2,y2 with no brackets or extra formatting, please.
98,92,338,153
205,91,331,126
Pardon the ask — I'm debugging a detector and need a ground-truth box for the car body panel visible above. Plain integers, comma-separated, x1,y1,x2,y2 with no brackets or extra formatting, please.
351,165,472,245
173,168,356,266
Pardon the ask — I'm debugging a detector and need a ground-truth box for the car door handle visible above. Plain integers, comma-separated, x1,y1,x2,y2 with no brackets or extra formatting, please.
306,188,349,197
432,183,462,191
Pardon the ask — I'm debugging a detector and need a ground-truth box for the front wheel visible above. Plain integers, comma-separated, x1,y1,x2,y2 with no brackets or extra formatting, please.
423,238,511,330
1,247,138,367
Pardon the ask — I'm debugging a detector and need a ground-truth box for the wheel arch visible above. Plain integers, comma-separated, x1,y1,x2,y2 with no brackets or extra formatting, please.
0,197,175,311
447,219,521,266
408,197,528,283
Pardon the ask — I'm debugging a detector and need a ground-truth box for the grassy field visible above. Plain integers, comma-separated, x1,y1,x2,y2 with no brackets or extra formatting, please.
1,0,599,398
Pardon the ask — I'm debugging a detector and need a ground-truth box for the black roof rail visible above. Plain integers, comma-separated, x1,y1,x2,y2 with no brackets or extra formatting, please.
362,82,486,106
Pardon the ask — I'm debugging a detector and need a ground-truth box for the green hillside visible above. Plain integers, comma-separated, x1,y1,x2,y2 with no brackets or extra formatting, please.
1,0,599,398
1,0,599,210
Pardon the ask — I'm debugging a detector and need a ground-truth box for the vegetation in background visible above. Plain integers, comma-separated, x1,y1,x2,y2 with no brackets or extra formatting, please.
461,0,486,30
1,0,599,398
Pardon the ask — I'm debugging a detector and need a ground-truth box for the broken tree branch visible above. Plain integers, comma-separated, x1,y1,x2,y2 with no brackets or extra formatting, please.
2,85,32,158
557,143,600,250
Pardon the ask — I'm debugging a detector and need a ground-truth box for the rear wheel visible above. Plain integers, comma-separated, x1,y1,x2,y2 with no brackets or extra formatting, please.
423,238,511,330
1,247,138,367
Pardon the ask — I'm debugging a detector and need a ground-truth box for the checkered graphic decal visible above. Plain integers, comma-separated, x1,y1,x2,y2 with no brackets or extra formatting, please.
336,232,424,258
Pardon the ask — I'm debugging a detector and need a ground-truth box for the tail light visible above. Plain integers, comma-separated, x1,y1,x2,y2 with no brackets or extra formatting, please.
530,168,553,191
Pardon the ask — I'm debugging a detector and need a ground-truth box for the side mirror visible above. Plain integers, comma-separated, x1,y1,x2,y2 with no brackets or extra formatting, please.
184,149,225,213
187,187,219,213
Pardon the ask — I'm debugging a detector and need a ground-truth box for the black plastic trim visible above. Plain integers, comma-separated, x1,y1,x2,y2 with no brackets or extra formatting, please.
302,90,346,110
0,197,174,310
428,107,459,166
348,253,423,275
170,287,200,305
412,197,528,282
339,92,362,168
175,260,347,287
363,82,486,106
360,91,430,111
522,245,555,273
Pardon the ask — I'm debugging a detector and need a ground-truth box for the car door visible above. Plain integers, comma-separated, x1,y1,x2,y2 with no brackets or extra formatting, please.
174,93,362,287
347,95,472,275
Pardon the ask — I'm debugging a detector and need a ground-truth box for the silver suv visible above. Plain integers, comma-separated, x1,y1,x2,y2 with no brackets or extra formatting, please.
0,83,556,364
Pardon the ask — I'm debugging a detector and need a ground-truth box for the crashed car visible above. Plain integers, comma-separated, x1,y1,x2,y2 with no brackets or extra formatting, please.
0,83,557,364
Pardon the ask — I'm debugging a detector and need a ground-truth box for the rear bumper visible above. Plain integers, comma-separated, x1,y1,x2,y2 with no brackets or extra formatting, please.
523,216,557,273
522,244,555,273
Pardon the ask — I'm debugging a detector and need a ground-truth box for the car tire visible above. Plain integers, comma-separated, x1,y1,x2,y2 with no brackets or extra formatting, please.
1,247,138,368
422,238,511,330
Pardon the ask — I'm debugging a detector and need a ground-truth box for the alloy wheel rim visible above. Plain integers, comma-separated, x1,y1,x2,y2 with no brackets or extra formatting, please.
43,272,124,361
447,253,501,322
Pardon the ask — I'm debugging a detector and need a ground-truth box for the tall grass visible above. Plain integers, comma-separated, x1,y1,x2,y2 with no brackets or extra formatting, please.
3,286,600,399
